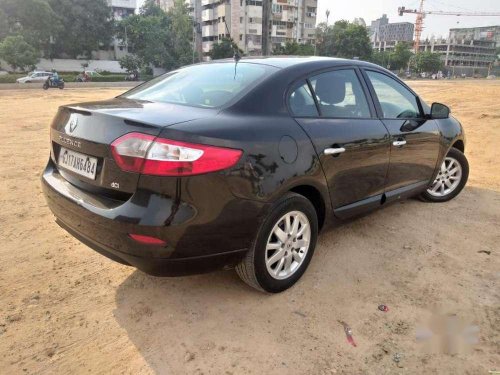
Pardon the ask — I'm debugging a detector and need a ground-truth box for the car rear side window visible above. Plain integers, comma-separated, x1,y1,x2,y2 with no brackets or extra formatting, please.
366,71,421,119
122,62,278,108
309,69,371,119
289,81,319,117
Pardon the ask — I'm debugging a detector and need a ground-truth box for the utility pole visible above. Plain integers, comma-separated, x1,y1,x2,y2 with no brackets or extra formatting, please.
192,20,196,63
326,9,330,25
262,0,272,56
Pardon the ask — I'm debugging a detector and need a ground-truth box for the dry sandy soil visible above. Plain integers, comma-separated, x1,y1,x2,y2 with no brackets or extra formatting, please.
0,80,499,374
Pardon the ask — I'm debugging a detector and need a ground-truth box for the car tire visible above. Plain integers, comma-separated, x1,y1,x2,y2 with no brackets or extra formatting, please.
236,192,318,293
420,147,469,203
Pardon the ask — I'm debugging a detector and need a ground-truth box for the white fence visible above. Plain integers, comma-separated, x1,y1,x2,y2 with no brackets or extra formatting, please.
1,58,126,73
36,58,125,73
1,58,168,76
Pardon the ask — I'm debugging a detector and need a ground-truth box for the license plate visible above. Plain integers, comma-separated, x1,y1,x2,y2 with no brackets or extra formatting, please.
58,147,98,180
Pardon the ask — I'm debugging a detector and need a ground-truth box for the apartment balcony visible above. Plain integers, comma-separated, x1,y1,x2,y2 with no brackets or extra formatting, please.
217,4,227,17
109,0,137,9
202,25,216,37
246,24,262,35
202,41,214,53
201,8,215,21
201,0,215,6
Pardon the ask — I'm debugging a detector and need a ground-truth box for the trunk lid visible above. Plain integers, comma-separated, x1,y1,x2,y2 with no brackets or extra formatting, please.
50,98,216,197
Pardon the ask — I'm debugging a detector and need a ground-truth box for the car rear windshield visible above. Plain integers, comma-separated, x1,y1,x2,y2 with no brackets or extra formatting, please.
122,62,278,108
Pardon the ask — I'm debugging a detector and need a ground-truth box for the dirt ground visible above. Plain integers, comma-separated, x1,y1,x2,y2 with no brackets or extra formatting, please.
0,80,499,374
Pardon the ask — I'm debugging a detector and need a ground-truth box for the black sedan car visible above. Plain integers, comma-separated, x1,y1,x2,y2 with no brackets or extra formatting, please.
42,57,468,293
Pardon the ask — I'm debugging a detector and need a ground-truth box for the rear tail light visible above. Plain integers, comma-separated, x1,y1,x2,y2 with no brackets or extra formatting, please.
111,132,242,176
128,233,167,246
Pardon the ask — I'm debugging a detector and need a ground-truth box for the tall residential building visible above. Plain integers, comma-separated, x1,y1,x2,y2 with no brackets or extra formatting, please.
379,22,414,43
200,0,317,59
107,0,137,59
369,14,389,43
370,14,414,51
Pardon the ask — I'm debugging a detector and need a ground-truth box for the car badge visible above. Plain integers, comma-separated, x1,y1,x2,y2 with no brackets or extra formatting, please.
69,116,78,133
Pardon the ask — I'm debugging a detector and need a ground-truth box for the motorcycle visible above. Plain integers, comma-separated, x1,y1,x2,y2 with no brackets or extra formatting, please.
75,72,91,82
125,71,139,81
43,77,65,90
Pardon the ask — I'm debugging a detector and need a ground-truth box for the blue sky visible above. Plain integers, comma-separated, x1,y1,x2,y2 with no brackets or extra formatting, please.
137,0,500,38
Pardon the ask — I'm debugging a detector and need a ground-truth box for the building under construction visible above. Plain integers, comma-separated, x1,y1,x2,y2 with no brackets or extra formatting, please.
419,26,498,77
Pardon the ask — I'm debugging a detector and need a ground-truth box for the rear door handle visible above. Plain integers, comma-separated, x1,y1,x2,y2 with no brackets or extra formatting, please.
392,140,407,147
324,147,346,155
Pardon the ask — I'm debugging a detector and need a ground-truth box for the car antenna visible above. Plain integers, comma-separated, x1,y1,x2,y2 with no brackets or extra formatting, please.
223,19,240,79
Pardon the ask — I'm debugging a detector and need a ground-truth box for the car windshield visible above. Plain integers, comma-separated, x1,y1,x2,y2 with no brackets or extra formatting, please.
122,62,278,108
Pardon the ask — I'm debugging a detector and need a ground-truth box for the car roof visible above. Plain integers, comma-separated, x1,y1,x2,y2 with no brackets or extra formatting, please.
210,56,381,70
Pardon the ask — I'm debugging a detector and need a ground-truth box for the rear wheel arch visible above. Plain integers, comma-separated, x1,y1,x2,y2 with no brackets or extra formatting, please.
452,139,464,153
289,185,326,231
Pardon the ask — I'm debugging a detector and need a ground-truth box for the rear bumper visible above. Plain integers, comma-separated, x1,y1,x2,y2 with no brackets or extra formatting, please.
56,219,246,276
42,160,267,276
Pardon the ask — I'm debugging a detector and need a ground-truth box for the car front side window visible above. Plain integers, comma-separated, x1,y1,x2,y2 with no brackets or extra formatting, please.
366,71,421,119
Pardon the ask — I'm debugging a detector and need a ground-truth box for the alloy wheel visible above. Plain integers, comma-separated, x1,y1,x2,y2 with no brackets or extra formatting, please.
427,156,462,197
265,211,311,280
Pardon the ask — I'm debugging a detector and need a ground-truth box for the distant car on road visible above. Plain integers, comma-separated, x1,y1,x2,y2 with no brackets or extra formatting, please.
16,71,53,83
42,57,469,293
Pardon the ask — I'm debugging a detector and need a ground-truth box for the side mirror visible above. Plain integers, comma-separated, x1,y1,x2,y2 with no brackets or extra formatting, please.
431,102,450,119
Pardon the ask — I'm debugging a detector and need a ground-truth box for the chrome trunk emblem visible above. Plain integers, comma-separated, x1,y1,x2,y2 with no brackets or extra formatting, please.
69,116,78,133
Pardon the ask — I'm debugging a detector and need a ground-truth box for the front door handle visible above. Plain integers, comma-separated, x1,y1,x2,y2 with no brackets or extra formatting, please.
392,140,407,147
324,147,346,155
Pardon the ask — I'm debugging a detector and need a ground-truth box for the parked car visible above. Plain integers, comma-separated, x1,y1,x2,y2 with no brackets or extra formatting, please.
41,57,468,293
16,71,53,83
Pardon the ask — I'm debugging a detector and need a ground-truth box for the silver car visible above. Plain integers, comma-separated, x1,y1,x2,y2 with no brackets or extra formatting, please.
16,71,53,83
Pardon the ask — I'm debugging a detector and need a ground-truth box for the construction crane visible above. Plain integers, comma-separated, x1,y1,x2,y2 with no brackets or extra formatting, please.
398,0,500,52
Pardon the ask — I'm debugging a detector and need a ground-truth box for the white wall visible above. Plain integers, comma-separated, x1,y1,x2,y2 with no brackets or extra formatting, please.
1,59,167,75
0,58,127,73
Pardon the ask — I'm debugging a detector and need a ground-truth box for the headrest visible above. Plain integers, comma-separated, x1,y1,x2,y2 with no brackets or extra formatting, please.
290,89,306,108
314,74,346,104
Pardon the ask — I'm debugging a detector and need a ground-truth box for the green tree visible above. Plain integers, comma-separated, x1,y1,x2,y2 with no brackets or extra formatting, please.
165,0,195,68
117,11,171,68
273,41,314,56
0,0,58,52
411,51,443,73
119,54,142,73
315,20,372,60
0,8,8,40
390,42,413,71
0,35,40,71
47,0,113,58
140,0,164,17
370,50,391,68
209,37,242,60
118,0,195,70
